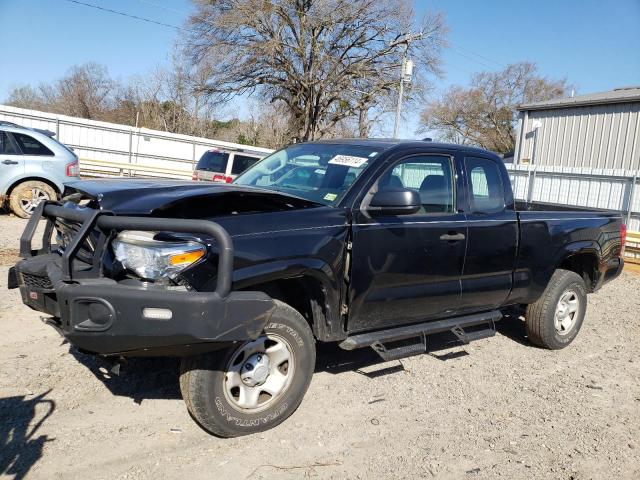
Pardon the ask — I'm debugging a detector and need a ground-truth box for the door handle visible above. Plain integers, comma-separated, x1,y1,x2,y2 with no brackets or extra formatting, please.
440,232,465,242
2,159,19,165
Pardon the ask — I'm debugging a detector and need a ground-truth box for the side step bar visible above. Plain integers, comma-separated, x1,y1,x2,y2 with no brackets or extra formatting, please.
339,310,501,360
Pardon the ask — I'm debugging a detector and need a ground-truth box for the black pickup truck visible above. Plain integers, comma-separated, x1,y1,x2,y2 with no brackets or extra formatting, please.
9,139,625,437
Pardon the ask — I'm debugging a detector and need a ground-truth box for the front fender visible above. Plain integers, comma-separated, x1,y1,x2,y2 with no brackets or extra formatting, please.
230,257,345,341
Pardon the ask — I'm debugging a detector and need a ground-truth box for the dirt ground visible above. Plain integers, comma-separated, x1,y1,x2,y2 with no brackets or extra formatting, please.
0,213,638,480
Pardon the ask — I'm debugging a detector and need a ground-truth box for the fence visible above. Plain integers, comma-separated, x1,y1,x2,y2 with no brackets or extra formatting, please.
0,104,273,179
507,164,640,258
2,104,638,256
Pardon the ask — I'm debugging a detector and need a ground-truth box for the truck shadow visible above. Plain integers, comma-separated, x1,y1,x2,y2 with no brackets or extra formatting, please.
67,316,532,403
0,390,55,480
69,348,181,404
495,312,530,347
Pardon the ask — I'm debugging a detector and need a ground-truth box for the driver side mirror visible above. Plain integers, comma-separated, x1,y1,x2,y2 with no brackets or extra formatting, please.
367,189,421,216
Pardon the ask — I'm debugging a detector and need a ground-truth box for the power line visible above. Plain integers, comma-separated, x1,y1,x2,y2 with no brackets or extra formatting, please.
65,0,507,72
449,46,500,71
63,0,192,32
449,41,505,69
134,0,190,17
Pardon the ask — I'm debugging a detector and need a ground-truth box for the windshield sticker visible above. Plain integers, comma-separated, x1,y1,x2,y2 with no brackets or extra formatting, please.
328,155,369,168
323,193,338,201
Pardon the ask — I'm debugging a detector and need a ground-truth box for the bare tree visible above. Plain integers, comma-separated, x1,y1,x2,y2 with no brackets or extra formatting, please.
56,63,115,119
185,0,446,141
5,86,47,112
6,63,115,120
420,62,569,154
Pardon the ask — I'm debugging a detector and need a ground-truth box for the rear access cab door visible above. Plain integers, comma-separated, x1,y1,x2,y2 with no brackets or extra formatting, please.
458,154,518,312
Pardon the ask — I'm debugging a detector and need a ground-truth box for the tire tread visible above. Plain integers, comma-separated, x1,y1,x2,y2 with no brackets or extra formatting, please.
525,269,586,349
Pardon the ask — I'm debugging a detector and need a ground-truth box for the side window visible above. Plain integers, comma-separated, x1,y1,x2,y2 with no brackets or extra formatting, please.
0,132,18,154
465,157,505,213
377,155,455,214
231,154,260,175
12,133,54,156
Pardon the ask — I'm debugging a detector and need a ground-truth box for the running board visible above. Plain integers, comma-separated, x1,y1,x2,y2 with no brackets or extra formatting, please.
339,310,502,352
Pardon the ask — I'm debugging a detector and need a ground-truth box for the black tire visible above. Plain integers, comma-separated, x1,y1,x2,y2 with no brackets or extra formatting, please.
179,300,315,438
525,269,588,349
9,180,56,218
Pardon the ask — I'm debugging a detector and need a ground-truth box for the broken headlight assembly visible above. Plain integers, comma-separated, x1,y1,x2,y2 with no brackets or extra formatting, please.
112,231,205,281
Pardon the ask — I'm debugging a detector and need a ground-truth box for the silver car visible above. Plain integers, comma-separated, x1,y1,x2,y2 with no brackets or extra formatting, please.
0,121,80,218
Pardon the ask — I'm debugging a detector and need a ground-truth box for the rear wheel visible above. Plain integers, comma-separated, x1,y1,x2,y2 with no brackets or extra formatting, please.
179,300,315,437
525,269,587,349
9,180,56,218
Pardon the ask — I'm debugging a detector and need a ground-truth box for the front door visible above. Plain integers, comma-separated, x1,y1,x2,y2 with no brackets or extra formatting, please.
347,153,467,333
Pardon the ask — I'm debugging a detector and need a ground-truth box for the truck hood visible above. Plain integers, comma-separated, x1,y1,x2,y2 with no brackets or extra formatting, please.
63,179,321,216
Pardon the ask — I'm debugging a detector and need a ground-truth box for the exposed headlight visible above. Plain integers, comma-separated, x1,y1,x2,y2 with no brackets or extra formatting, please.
112,231,205,281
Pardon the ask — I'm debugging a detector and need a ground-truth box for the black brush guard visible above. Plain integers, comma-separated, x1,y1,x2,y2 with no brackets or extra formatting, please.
10,201,275,356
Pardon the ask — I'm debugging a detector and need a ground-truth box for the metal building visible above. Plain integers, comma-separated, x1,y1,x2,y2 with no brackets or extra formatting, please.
514,87,640,170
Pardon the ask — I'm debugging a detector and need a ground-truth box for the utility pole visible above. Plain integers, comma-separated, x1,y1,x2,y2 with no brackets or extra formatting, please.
391,32,422,138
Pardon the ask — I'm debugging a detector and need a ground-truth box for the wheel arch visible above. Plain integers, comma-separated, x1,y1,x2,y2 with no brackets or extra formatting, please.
554,241,601,292
7,176,63,196
235,262,345,342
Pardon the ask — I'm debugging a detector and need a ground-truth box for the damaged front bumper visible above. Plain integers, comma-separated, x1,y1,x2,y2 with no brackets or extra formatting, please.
8,201,275,357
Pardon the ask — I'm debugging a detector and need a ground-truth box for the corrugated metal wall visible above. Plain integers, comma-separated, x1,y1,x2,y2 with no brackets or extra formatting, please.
0,104,273,178
507,164,640,232
516,102,640,170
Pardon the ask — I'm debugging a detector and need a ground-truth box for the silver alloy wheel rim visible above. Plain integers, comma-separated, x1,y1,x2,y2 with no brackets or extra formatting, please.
19,187,50,215
554,289,580,335
223,333,295,412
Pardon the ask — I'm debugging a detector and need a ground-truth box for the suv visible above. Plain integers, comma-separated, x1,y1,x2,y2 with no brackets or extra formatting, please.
192,148,264,183
0,121,80,218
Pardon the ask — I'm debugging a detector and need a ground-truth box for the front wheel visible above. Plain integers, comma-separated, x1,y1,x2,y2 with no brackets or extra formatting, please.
525,269,588,349
179,300,316,437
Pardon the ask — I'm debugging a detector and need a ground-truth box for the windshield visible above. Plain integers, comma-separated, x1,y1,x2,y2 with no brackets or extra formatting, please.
234,143,380,205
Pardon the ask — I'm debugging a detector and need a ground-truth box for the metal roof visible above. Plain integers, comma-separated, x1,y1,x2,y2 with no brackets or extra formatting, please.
517,86,640,111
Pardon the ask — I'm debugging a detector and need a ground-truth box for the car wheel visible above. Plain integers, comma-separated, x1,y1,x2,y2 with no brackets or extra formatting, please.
525,269,587,349
9,180,56,218
179,300,316,437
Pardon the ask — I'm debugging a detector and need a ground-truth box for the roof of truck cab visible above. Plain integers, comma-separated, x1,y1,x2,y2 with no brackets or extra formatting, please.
305,138,499,157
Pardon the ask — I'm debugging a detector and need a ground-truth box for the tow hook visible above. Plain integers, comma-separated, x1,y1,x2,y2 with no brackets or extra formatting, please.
98,356,126,376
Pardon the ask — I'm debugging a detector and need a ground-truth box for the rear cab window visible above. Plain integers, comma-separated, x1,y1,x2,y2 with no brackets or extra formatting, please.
13,133,54,156
464,157,505,213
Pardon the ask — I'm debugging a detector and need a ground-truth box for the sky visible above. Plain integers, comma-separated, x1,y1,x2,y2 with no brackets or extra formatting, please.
1,0,639,138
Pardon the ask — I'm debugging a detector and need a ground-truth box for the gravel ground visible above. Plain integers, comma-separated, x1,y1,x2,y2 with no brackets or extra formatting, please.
0,213,639,480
